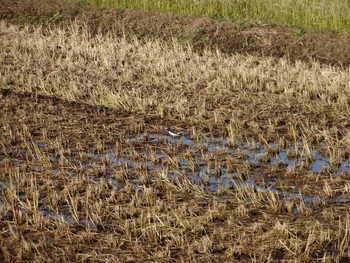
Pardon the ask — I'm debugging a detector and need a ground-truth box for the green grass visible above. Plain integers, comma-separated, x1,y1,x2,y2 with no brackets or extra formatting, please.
73,0,350,33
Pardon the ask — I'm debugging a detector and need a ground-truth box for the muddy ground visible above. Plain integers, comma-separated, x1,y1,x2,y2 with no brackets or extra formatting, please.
0,89,168,150
1,89,350,263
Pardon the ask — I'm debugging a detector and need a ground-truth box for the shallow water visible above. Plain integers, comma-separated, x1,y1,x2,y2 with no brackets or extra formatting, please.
130,133,350,175
2,132,349,222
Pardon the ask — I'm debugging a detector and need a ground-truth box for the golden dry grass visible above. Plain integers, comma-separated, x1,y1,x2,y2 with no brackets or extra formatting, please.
1,20,349,141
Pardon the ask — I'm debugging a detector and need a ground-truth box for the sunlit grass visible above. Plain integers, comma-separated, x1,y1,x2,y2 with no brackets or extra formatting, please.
74,0,350,33
1,20,349,142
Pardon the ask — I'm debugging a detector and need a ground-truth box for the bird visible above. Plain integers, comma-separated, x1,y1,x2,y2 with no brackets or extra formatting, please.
165,127,184,137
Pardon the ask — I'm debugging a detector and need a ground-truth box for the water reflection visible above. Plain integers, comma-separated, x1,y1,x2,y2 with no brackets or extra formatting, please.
2,132,349,221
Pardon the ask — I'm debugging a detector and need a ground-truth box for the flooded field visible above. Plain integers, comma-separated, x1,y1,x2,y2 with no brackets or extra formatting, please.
3,131,350,225
1,90,349,262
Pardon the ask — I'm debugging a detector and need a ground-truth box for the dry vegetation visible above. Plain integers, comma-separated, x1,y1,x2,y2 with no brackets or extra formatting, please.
1,1,350,262
1,20,349,141
2,0,350,66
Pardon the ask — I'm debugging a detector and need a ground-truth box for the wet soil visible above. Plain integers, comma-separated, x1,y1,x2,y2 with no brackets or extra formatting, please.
1,88,349,262
2,0,350,67
0,89,164,150
1,88,348,202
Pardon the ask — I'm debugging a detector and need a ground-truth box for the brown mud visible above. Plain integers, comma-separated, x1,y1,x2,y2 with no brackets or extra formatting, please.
0,89,160,149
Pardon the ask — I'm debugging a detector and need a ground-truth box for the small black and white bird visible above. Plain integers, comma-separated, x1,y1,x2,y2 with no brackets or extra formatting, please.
165,127,184,137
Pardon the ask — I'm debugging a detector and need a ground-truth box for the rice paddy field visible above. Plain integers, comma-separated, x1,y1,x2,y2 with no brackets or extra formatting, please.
0,0,350,262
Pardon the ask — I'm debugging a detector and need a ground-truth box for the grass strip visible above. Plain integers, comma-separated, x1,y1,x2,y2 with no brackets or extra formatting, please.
75,0,350,33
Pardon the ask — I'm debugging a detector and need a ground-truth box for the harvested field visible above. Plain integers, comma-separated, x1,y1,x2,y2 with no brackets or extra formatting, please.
1,88,349,262
0,1,350,262
2,0,350,66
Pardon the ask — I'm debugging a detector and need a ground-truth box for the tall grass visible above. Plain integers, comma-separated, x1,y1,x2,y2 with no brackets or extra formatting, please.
74,0,350,33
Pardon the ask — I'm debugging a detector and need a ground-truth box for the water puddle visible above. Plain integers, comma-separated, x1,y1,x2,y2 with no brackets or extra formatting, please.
2,132,350,221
